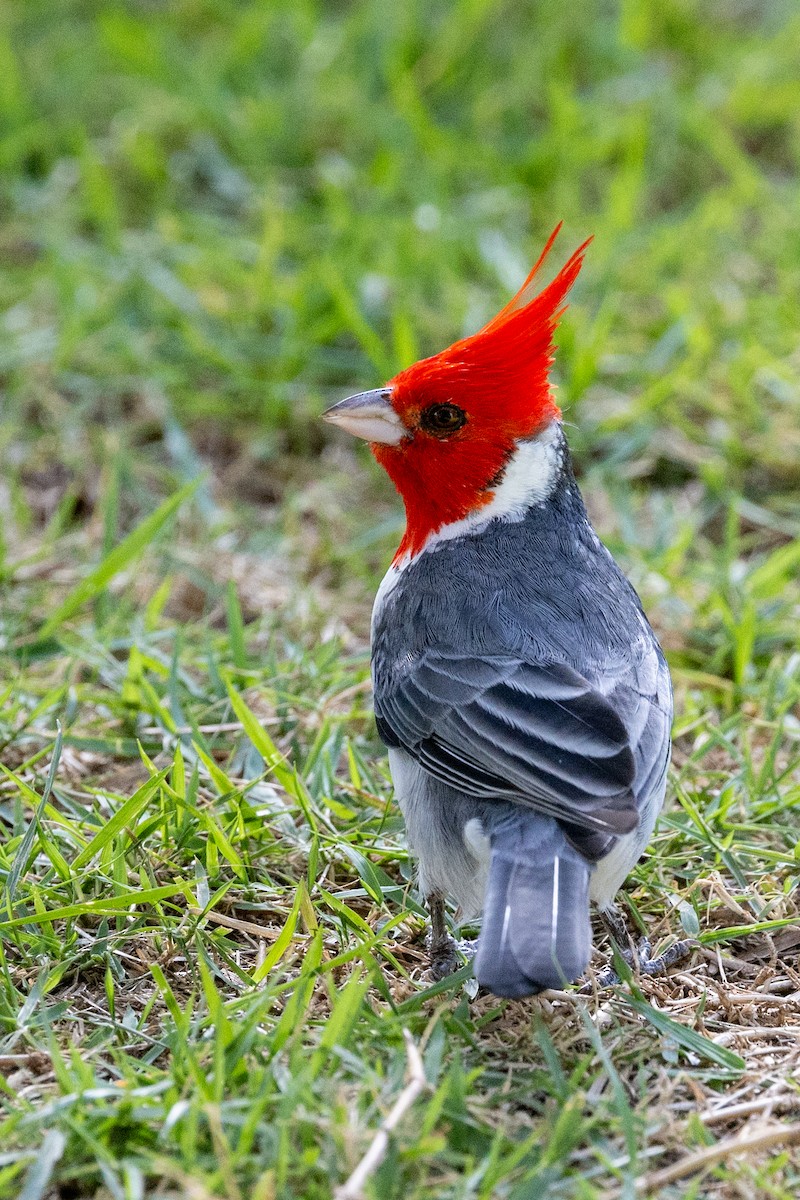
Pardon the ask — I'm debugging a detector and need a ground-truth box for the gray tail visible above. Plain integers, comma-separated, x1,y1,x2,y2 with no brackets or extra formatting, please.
474,811,592,998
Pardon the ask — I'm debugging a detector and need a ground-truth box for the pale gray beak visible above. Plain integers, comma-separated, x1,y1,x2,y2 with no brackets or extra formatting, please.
322,388,406,445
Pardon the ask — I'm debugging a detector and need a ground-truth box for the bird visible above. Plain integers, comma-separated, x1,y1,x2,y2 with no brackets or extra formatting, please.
322,226,675,998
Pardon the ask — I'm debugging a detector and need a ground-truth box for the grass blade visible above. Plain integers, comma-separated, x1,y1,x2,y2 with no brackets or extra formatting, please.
3,726,64,907
625,994,745,1072
36,478,201,640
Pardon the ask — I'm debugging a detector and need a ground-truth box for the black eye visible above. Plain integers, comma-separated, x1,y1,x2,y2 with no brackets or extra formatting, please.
420,403,467,437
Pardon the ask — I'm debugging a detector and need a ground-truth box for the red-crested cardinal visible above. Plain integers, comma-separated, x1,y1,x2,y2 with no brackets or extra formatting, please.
323,227,673,997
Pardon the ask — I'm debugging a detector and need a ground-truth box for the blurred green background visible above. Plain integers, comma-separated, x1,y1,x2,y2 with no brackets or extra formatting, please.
3,0,799,564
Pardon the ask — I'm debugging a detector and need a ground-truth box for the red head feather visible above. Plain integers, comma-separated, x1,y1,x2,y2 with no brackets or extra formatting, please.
373,226,591,559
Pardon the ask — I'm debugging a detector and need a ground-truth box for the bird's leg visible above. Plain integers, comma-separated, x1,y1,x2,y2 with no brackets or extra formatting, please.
427,892,459,980
584,906,695,990
601,906,636,961
581,907,637,989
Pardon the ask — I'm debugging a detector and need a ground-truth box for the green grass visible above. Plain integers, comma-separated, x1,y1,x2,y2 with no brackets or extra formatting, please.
1,1,800,1197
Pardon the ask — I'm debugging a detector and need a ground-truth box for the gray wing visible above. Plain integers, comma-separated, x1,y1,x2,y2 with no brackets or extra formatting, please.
375,647,670,859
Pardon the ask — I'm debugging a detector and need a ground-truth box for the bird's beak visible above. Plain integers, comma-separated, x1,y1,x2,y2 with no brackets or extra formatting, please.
322,388,406,445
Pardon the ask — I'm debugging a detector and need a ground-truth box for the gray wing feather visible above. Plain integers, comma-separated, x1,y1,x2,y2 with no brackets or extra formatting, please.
374,651,659,841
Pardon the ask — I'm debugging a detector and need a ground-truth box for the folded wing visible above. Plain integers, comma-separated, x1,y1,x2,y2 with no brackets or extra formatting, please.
374,651,657,859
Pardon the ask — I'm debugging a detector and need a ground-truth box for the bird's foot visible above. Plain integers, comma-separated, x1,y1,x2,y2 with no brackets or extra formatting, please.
428,935,476,980
638,935,695,977
429,933,460,980
580,907,695,992
454,936,477,962
583,936,693,990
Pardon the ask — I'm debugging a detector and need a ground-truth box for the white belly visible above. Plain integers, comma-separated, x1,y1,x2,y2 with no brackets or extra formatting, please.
388,747,489,920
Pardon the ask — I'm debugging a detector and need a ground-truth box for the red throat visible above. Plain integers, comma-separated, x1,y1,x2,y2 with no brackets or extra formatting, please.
373,226,590,561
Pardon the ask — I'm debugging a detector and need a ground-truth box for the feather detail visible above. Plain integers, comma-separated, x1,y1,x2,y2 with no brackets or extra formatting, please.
478,223,591,333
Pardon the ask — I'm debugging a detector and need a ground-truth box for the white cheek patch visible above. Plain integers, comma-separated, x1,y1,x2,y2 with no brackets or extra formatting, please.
484,420,563,517
420,419,564,551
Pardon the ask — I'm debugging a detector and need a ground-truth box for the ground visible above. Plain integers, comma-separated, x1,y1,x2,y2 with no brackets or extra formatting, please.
1,1,800,1197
